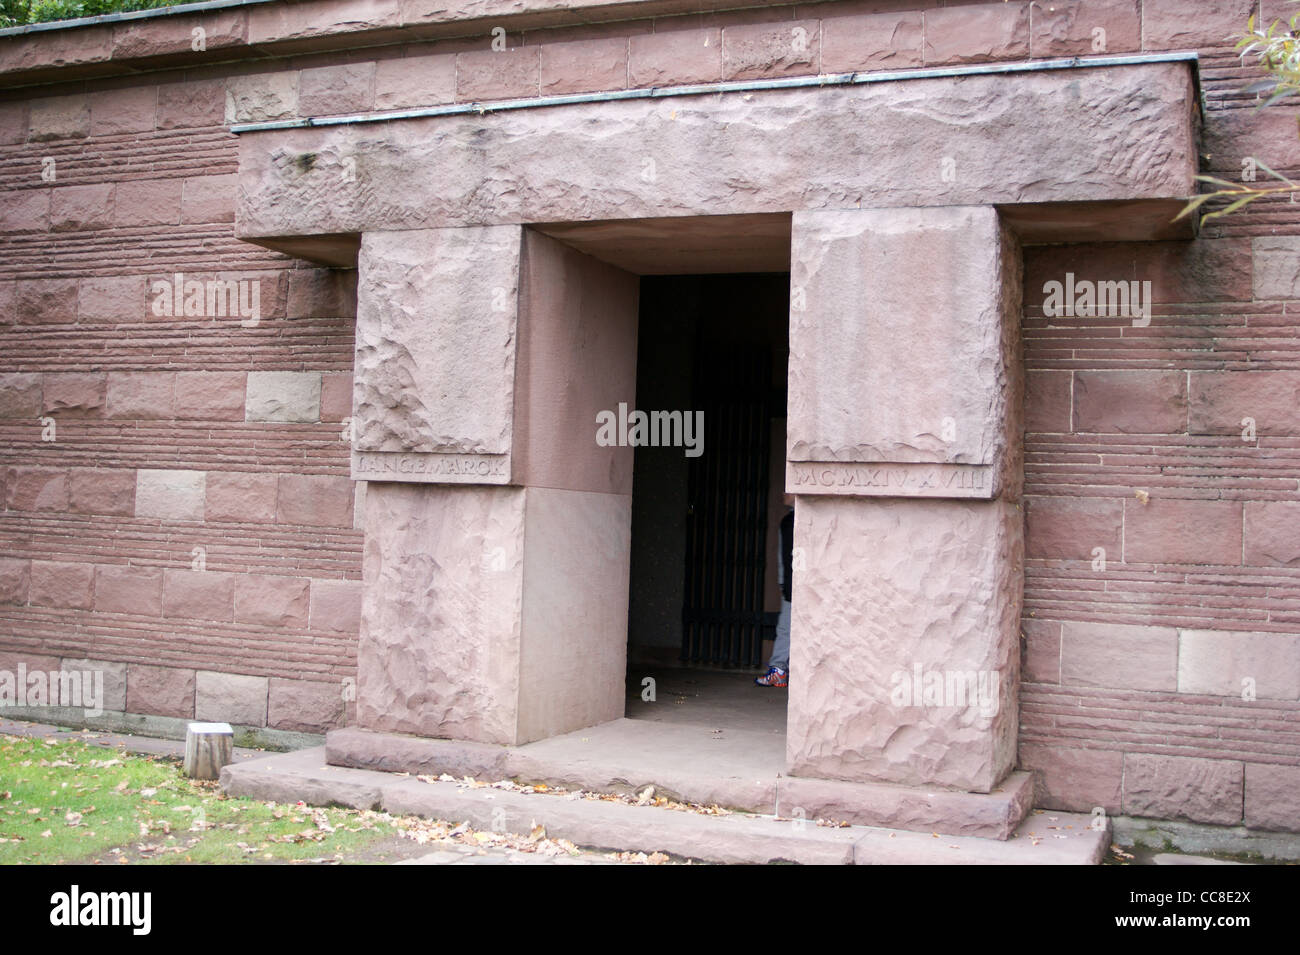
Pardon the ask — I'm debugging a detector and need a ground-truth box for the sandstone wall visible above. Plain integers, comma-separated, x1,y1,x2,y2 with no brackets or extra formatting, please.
0,0,1297,829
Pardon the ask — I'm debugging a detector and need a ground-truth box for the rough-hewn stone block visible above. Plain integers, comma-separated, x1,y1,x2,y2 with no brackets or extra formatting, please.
234,574,310,628
628,28,721,87
61,657,126,712
1122,754,1243,825
821,12,923,71
309,578,362,633
1060,621,1179,691
196,670,268,725
1019,743,1123,813
126,663,194,719
94,565,162,616
205,470,278,523
1177,629,1300,700
1124,498,1242,566
135,469,206,522
1244,763,1300,832
29,560,95,610
163,569,236,622
268,677,346,733
1073,369,1186,434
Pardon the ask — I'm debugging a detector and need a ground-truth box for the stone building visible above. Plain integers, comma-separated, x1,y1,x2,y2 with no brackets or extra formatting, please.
0,0,1297,842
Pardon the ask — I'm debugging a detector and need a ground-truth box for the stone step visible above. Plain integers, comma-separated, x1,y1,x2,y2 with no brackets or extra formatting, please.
221,746,1108,865
327,724,1034,840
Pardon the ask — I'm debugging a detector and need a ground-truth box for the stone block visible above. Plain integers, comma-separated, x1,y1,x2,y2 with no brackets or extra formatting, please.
225,71,298,123
157,79,227,129
1122,754,1243,825
94,565,162,616
455,47,539,102
269,678,348,733
27,95,89,140
1177,629,1300,700
1245,501,1300,567
722,20,819,80
77,275,147,323
925,2,1031,64
1124,497,1242,566
353,227,518,461
1024,369,1072,434
42,373,106,416
89,85,157,136
67,467,135,516
540,37,627,95
286,268,356,319
788,206,1017,484
356,483,526,744
298,63,375,116
1060,621,1179,691
234,574,311,628
309,578,363,633
778,771,1034,840
1019,743,1123,813
196,670,269,726
374,53,456,110
163,569,236,622
61,657,127,712
1142,0,1255,49
180,174,237,224
0,191,50,235
204,470,278,523
29,560,95,610
135,469,206,522
113,178,183,228
245,371,321,423
1189,370,1300,437
277,474,354,527
126,663,194,719
50,184,114,232
17,278,77,324
319,373,352,422
1025,496,1123,561
0,557,30,605
1244,763,1300,832
173,371,246,420
106,371,175,419
628,28,722,87
1073,369,1186,433
1256,236,1300,300
1022,618,1061,684
0,373,42,418
785,496,1021,792
3,468,68,511
1030,0,1141,57
821,11,924,72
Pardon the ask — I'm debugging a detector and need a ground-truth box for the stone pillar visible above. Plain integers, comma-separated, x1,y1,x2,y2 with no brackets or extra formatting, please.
785,205,1024,793
353,226,638,746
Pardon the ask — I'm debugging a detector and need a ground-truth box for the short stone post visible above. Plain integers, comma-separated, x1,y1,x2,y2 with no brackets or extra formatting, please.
183,722,234,780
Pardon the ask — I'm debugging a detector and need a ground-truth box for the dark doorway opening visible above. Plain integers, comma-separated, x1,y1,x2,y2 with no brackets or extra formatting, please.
625,273,790,678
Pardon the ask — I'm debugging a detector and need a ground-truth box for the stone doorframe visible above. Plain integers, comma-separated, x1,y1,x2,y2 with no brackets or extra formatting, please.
232,55,1199,795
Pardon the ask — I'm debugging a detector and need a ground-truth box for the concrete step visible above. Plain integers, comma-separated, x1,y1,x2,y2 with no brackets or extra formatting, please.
221,746,1108,865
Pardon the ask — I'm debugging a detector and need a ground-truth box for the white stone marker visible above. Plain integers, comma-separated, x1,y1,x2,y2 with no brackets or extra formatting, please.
183,722,234,780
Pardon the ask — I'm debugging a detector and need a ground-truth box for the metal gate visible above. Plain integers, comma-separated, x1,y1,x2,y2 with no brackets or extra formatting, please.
681,342,772,667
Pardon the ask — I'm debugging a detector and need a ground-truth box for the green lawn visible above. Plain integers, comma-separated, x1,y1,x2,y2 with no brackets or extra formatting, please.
0,733,395,865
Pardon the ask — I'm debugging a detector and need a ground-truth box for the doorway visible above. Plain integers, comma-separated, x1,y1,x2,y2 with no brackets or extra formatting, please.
625,272,790,732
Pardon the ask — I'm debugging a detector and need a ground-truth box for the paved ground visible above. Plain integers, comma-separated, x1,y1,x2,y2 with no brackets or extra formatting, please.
625,666,788,735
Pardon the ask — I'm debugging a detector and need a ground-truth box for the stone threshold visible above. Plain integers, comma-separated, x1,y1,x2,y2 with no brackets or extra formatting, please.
327,720,1036,841
220,745,1107,865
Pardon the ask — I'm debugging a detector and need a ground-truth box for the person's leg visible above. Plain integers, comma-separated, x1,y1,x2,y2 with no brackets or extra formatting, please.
768,598,791,671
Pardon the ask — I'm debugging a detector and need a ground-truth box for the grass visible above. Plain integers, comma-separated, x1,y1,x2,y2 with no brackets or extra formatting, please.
0,732,394,865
